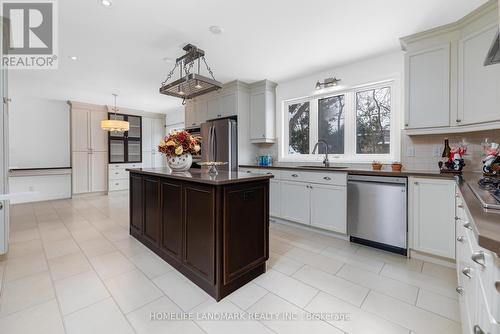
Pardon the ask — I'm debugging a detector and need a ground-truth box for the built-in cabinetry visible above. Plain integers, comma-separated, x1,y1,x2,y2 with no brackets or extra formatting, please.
455,189,500,334
108,113,142,164
108,163,142,191
70,104,108,195
142,117,166,168
401,1,500,134
240,168,347,234
249,80,277,143
409,177,456,259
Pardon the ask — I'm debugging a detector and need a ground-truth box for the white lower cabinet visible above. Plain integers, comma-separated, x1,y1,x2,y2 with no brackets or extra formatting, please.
310,184,347,234
456,190,500,334
108,163,142,192
72,151,107,194
240,168,347,234
269,179,281,217
409,177,456,259
280,180,310,225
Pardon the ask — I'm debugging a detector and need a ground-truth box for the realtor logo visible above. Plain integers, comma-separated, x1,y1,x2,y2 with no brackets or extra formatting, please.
1,0,58,69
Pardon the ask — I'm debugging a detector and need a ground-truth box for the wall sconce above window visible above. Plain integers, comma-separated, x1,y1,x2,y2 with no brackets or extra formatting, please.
315,77,341,90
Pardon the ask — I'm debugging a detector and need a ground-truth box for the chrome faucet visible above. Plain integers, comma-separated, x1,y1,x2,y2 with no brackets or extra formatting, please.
312,140,329,167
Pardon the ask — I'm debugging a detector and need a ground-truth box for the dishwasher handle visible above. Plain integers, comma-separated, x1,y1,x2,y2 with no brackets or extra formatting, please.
347,175,407,185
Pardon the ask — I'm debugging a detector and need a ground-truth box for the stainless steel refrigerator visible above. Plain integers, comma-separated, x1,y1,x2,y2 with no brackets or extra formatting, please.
200,118,238,171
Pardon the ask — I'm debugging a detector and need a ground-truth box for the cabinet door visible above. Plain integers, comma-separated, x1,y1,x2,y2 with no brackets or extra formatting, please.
310,184,347,234
183,183,215,284
160,180,183,262
458,25,500,125
405,44,450,128
270,179,281,217
90,152,107,192
250,92,266,140
127,116,141,139
130,174,143,234
220,93,236,118
143,177,161,245
185,102,197,128
72,152,89,194
280,181,310,225
89,111,108,151
195,100,208,124
207,97,221,119
71,109,89,152
142,118,152,152
411,178,455,259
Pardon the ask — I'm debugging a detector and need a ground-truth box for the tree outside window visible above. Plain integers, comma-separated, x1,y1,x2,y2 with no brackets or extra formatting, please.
288,101,310,154
318,95,345,154
356,87,391,154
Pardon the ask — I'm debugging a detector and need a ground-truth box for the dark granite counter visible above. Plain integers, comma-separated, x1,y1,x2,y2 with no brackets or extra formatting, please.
239,164,456,179
458,172,500,254
127,168,273,185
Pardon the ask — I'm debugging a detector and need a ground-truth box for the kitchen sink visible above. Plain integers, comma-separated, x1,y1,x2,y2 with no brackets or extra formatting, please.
298,165,349,169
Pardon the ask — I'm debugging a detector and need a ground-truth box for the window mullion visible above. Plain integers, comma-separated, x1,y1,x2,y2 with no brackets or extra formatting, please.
309,98,318,155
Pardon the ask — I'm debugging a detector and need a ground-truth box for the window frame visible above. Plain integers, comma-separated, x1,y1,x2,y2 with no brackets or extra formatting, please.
280,79,400,164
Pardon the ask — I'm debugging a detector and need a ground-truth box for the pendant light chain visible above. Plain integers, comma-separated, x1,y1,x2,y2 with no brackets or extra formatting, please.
202,56,216,80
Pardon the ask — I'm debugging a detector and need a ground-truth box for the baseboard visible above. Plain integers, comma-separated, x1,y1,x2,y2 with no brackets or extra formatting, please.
269,216,349,241
409,249,456,268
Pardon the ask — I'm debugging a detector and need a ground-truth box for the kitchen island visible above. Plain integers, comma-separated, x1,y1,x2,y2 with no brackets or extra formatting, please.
127,168,272,301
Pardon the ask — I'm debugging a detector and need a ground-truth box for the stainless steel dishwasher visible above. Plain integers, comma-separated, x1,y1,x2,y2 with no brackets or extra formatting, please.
347,175,407,256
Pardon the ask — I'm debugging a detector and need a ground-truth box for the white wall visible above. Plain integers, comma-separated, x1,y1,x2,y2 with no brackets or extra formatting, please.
9,96,71,202
269,50,404,163
9,97,70,168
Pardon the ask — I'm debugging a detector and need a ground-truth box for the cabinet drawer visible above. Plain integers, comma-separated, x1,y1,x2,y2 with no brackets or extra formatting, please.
280,170,309,182
109,179,129,191
109,169,127,180
240,168,281,179
109,163,142,171
306,172,347,186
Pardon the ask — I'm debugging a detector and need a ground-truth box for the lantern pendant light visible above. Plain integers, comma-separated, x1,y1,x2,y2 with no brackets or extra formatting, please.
101,94,130,132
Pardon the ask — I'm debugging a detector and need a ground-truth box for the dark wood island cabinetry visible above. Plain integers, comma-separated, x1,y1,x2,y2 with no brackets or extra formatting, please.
128,168,272,301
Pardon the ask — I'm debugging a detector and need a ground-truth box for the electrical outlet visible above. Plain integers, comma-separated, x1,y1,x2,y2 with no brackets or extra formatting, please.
406,146,416,157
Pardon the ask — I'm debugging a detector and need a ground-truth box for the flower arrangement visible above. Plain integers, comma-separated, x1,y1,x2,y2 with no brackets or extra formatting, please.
158,130,201,157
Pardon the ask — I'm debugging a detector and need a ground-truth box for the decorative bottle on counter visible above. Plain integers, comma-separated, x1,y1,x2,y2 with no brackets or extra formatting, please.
442,138,451,159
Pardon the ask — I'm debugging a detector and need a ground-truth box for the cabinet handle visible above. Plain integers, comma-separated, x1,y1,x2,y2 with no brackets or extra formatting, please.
495,281,500,294
456,286,464,295
291,174,299,178
323,176,331,180
115,183,119,186
463,222,472,230
115,172,119,175
473,325,485,334
456,119,462,123
461,267,472,279
458,204,464,208
266,172,273,175
471,251,485,267
405,123,409,127
457,236,466,243
414,181,419,185
455,216,460,221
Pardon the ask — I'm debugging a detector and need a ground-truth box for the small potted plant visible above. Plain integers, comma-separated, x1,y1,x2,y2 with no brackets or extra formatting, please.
158,130,201,172
391,161,403,172
372,161,383,171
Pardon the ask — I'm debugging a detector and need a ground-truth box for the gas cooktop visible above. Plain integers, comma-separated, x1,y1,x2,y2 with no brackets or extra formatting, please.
469,177,500,210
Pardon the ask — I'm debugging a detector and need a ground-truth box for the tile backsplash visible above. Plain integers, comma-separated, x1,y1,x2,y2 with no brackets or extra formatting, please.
402,129,500,172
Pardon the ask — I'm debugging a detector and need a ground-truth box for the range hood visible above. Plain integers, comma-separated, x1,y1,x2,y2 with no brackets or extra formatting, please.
159,44,222,103
484,30,500,66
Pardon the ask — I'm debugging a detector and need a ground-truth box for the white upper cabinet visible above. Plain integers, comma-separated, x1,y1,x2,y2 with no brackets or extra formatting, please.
206,97,221,119
184,101,197,128
206,92,237,120
89,111,108,151
71,108,89,152
405,45,450,129
249,80,277,143
401,1,500,134
458,25,500,125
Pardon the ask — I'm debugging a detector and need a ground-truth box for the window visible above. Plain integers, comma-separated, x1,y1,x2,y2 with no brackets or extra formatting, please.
288,101,310,154
318,95,345,154
356,87,391,154
282,81,397,162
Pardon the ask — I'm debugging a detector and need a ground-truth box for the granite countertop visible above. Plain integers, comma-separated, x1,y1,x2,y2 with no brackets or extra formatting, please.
127,168,273,185
239,164,456,179
458,172,500,254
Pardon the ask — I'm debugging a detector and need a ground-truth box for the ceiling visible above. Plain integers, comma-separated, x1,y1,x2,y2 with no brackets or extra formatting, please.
10,0,488,113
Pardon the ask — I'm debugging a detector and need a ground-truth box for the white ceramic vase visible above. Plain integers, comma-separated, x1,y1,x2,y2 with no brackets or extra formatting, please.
167,153,192,172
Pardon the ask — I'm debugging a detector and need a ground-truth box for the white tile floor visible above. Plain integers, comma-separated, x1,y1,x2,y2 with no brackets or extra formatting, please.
0,193,461,334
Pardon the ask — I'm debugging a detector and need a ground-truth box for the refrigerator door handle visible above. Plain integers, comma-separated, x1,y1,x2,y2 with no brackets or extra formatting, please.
213,125,217,161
